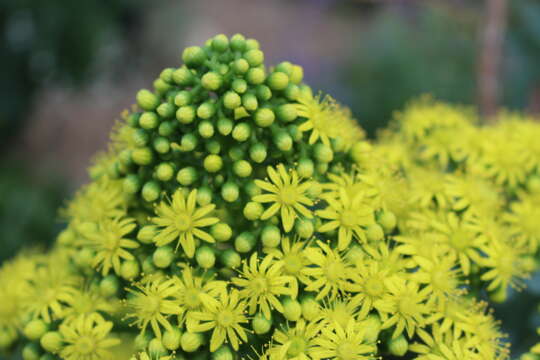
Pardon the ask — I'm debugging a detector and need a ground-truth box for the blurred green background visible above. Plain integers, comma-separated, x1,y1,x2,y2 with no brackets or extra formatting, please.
1,0,540,357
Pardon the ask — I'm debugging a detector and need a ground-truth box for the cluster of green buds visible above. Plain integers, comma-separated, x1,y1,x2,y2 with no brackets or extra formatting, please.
2,34,539,360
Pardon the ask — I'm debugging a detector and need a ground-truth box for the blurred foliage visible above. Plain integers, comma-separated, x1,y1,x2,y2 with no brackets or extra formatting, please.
0,0,141,148
0,163,66,265
342,1,540,137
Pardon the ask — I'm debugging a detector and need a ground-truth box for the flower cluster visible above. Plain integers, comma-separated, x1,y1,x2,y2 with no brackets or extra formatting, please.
0,36,539,360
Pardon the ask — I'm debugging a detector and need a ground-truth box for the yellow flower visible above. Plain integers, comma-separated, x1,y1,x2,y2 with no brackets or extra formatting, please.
59,313,120,360
312,319,377,360
62,286,119,320
82,217,139,276
317,188,374,250
302,241,355,300
445,173,502,218
125,277,182,338
264,236,311,290
377,276,431,339
187,289,248,351
152,189,219,258
269,319,322,360
410,325,477,360
503,198,540,252
233,253,296,319
253,164,313,232
349,258,392,319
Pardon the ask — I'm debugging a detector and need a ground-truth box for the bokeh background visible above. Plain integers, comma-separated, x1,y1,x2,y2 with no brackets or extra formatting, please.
2,0,540,357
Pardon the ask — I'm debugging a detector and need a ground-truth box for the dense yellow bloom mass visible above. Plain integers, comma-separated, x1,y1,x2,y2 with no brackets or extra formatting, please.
2,35,540,360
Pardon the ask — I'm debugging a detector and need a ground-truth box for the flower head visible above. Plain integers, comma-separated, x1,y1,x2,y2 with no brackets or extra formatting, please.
312,319,377,360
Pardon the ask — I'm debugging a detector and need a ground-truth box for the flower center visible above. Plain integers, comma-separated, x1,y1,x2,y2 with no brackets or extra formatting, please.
279,186,299,206
325,261,343,283
365,277,384,297
398,297,416,316
146,295,161,314
184,288,201,309
217,310,235,327
449,229,471,251
251,276,269,294
287,336,307,357
176,214,192,232
75,337,96,355
283,254,303,275
337,340,357,360
340,210,357,228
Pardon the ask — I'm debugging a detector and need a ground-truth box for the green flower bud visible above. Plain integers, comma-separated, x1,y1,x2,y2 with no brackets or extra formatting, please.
153,246,175,268
222,182,239,202
388,334,408,356
137,89,159,111
100,275,120,297
274,131,293,151
155,162,174,181
217,117,233,136
153,137,170,154
290,65,304,84
212,345,234,360
301,296,319,321
252,313,272,335
377,210,397,234
154,78,171,94
120,259,140,280
366,224,384,242
232,123,251,142
162,328,182,351
24,320,48,341
123,174,141,194
230,33,246,52
242,93,258,111
119,149,133,167
235,231,256,253
295,218,314,239
177,166,198,186
134,332,152,351
201,72,223,91
0,330,16,349
261,225,281,248
232,79,248,94
139,112,159,130
363,314,381,343
282,297,302,321
275,61,293,75
204,155,223,173
40,331,63,353
127,112,140,126
267,72,289,91
160,68,174,83
351,141,373,163
142,256,157,275
198,120,215,138
297,158,314,178
197,101,216,120
284,83,300,101
233,160,253,178
196,186,213,206
244,49,264,67
249,143,267,163
157,103,175,118
149,337,167,357
212,34,229,52
314,143,333,163
244,202,264,221
133,129,149,147
205,140,221,155
176,105,196,124
245,180,261,197
276,104,298,122
256,84,272,101
211,222,232,242
246,68,265,85
158,121,176,137
196,246,216,269
233,58,249,75
223,91,242,110
132,147,154,165
228,146,244,161
254,108,275,127
245,38,260,50
181,133,198,151
75,247,94,268
22,343,41,360
182,46,206,68
172,67,194,86
316,162,328,175
175,91,192,107
220,249,241,269
180,332,203,352
138,225,158,244
142,181,161,202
